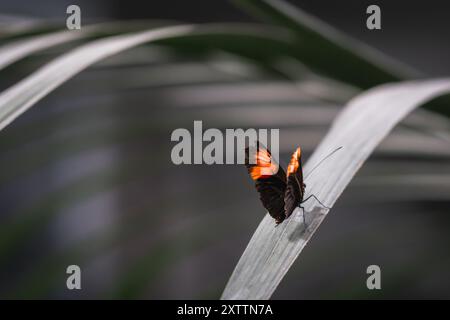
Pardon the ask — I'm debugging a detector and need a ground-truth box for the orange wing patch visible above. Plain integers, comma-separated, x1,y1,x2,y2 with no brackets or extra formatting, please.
286,147,301,176
248,148,279,180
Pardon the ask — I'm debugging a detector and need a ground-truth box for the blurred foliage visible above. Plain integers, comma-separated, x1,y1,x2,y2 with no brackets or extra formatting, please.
0,0,449,299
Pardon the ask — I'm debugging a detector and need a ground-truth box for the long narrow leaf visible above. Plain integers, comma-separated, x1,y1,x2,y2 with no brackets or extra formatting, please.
0,25,190,130
3,22,347,131
0,30,89,70
221,78,450,300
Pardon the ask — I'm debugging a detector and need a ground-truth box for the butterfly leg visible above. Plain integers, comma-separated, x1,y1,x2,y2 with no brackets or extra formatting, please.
301,194,330,209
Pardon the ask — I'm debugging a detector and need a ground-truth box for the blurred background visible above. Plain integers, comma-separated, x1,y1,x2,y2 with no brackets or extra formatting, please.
0,0,449,299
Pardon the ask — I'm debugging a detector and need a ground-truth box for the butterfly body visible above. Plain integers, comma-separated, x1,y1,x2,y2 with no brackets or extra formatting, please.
245,145,305,224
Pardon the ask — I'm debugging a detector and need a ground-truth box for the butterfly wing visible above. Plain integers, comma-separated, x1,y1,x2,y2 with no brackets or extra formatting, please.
245,145,287,224
284,147,305,219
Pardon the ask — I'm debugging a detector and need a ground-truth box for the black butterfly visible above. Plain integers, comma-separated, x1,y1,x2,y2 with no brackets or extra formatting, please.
245,144,340,224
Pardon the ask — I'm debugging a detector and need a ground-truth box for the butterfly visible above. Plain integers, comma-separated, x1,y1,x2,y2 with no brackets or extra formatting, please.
245,143,341,224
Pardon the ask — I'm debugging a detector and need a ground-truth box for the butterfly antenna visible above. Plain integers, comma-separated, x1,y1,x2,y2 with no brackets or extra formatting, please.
304,146,343,180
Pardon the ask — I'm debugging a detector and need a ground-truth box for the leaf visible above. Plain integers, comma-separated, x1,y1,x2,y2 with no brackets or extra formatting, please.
232,0,418,88
0,29,88,71
0,25,183,130
0,23,322,131
0,21,171,70
0,15,48,40
221,79,450,300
